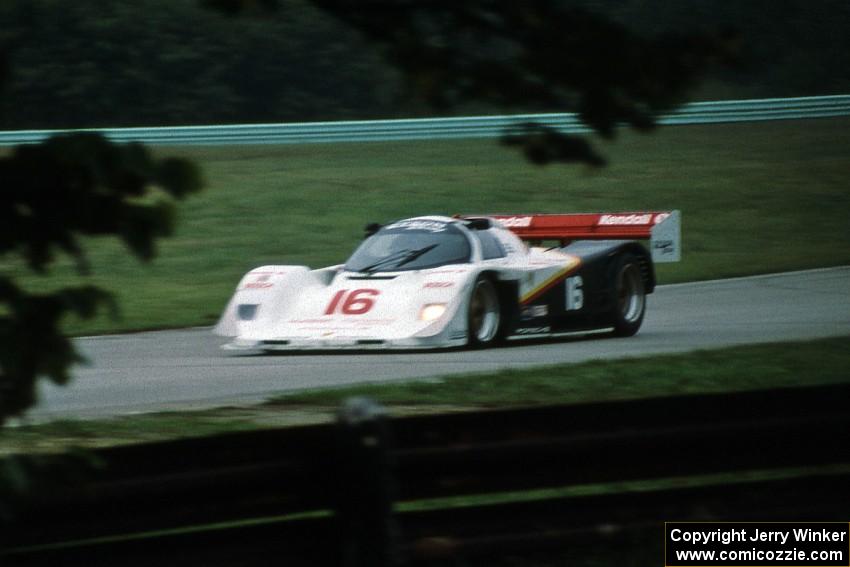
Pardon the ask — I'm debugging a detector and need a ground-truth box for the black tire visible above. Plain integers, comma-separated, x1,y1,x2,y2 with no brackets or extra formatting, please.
610,253,646,337
467,275,502,348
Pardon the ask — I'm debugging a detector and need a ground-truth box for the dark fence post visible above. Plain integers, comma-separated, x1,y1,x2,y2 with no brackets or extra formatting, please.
335,397,401,567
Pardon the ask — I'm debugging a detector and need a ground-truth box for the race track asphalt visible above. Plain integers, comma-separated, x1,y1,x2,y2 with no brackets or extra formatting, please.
30,266,850,420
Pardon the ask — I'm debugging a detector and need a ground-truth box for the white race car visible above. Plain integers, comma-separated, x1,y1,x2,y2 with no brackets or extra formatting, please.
215,211,680,350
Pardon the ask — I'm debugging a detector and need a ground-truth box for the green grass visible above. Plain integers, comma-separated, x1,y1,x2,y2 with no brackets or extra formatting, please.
6,117,850,334
0,412,262,454
267,335,850,407
3,336,847,454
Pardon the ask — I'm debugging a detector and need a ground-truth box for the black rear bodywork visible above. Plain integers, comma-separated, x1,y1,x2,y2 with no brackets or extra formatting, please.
508,241,655,337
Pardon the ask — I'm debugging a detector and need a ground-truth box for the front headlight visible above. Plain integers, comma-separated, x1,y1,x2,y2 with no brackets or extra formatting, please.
419,303,447,322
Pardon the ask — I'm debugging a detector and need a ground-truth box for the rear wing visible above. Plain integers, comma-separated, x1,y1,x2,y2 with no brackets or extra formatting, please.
485,211,681,263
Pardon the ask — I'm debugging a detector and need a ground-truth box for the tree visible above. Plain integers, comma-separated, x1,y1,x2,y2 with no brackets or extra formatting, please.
311,0,738,165
0,132,202,423
0,1,402,129
214,0,737,165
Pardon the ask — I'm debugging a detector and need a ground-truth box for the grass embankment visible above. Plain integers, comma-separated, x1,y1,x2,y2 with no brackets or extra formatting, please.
6,117,850,334
266,335,850,407
3,336,848,454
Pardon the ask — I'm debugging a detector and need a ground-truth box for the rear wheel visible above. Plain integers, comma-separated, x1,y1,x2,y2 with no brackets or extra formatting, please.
467,276,501,348
611,254,646,337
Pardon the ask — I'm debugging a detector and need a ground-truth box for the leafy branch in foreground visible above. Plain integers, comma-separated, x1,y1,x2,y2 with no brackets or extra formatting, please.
202,1,738,165
0,133,203,422
307,1,740,166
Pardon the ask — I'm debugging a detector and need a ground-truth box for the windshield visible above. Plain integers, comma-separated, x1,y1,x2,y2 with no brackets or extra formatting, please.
345,220,472,273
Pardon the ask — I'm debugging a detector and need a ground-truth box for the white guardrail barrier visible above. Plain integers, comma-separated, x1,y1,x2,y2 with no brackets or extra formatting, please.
1,95,848,146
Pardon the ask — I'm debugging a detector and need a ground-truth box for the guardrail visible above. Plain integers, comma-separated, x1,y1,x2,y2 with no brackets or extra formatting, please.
0,95,848,147
2,383,848,567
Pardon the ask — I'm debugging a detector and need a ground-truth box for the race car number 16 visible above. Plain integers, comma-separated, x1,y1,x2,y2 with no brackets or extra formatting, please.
325,289,380,315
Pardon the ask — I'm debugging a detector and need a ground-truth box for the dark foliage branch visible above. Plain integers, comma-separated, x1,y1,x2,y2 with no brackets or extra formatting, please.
1,134,201,272
0,280,115,419
202,0,279,15
0,133,202,422
305,0,739,165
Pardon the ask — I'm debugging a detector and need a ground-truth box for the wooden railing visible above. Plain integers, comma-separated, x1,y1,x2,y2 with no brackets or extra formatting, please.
2,383,847,566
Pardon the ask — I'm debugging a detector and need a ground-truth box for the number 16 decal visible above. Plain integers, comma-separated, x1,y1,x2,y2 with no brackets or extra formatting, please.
325,289,380,315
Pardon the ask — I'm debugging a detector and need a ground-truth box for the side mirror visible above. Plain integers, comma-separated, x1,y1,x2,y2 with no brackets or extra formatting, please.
364,223,382,238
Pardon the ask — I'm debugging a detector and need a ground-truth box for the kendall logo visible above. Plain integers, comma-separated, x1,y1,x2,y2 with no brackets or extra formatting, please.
498,216,533,228
598,214,653,226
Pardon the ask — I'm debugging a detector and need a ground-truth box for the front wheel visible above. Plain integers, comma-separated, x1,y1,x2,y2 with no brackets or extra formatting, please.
611,254,646,337
467,276,502,348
